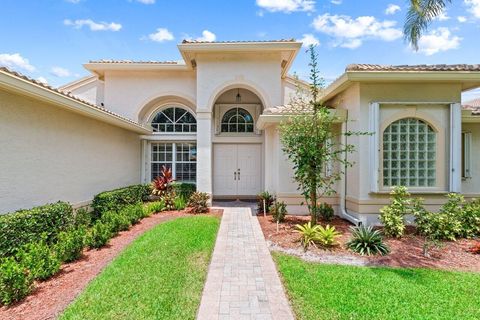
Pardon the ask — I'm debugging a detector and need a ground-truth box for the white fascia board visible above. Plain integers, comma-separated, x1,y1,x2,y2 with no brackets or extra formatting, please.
257,109,347,129
0,72,151,134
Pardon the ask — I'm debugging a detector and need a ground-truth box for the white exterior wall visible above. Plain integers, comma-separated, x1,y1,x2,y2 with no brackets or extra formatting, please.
64,78,104,106
461,123,480,196
0,90,141,213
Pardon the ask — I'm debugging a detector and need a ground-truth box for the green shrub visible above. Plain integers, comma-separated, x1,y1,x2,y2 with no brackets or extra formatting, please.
174,195,187,210
143,201,165,216
171,182,196,200
295,222,322,251
91,185,149,220
186,192,210,214
87,222,112,249
55,228,86,263
101,211,131,234
73,208,93,228
272,201,287,223
459,199,480,238
0,257,33,305
347,225,390,256
121,204,144,226
0,201,74,257
17,240,61,281
413,194,463,241
379,186,410,238
257,191,275,214
316,202,334,222
316,225,341,247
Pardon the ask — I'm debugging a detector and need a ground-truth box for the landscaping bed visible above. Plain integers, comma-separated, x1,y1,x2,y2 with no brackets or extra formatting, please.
0,209,222,320
273,252,480,320
258,214,480,272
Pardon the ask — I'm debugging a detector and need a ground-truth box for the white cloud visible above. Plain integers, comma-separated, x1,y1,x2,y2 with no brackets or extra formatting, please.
65,0,81,3
434,10,450,21
64,19,122,31
146,28,174,42
416,27,461,55
256,0,315,13
385,4,401,15
465,0,480,18
299,34,320,47
331,0,342,4
0,53,36,72
136,0,155,3
195,30,216,42
312,14,402,49
50,66,71,77
457,16,467,22
36,77,48,84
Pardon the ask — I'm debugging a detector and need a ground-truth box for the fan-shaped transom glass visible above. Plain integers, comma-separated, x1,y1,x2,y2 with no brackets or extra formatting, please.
221,108,254,133
151,107,196,133
383,118,436,187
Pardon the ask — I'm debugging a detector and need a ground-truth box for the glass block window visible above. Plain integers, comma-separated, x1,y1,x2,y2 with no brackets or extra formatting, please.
221,108,254,133
151,107,196,133
151,142,196,182
382,118,436,187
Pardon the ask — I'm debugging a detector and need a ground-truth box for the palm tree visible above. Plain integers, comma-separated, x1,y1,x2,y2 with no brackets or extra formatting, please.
405,0,452,50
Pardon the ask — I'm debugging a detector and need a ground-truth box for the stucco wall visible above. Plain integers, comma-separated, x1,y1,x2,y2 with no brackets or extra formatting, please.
0,90,142,213
66,78,104,106
461,123,480,196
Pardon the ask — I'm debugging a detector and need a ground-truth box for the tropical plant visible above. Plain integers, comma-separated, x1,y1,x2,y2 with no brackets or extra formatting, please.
55,227,86,263
257,191,275,214
295,222,322,251
151,165,175,196
0,257,33,305
17,240,61,280
379,186,410,238
174,195,187,210
279,45,364,225
347,225,390,256
316,202,334,222
405,0,452,50
271,201,287,223
316,225,341,247
186,192,210,214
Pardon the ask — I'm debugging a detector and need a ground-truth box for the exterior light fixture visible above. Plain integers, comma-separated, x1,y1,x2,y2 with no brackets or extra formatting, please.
235,88,242,103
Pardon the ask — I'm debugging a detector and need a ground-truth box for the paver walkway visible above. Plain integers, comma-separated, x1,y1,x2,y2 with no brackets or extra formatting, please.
197,206,294,320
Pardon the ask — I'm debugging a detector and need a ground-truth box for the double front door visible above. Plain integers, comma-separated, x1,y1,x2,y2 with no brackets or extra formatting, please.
213,144,262,197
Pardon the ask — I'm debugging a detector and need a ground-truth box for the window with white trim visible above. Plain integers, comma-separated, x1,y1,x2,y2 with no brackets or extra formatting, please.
382,118,436,187
151,107,196,133
151,142,196,182
462,132,472,179
220,108,254,133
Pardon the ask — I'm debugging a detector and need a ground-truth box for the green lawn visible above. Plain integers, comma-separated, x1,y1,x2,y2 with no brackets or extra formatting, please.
273,253,480,320
61,216,220,320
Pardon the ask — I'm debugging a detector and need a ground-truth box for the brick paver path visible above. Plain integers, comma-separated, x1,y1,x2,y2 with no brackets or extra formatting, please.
197,207,294,320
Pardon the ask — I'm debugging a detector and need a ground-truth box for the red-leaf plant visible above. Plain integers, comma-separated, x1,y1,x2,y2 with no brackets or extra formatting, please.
151,165,174,196
467,242,480,255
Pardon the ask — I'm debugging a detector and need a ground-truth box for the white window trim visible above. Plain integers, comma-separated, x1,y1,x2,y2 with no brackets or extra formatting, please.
462,132,472,179
449,103,462,192
369,102,380,193
214,104,261,135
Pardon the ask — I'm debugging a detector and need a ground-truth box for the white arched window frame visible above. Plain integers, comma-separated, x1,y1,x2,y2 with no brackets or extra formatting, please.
150,106,197,133
214,104,261,135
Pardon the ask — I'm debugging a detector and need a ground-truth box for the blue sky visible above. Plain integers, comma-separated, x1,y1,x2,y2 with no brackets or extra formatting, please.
1,0,479,100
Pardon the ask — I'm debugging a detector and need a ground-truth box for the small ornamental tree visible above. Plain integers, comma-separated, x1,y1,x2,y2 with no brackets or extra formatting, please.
279,45,364,225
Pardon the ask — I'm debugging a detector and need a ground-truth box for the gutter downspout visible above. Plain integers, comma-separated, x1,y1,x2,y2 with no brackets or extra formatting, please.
339,110,362,226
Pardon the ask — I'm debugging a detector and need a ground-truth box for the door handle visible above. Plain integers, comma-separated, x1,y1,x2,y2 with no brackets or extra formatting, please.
234,171,237,180
237,169,240,180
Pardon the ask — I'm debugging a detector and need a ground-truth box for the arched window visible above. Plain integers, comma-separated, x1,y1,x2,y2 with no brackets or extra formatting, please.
151,107,196,133
383,118,436,187
221,108,254,133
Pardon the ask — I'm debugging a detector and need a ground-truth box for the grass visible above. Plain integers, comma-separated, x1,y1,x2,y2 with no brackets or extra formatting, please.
61,216,220,320
273,252,480,320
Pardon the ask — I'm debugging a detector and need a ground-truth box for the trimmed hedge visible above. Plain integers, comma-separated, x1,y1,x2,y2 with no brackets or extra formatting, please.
91,184,150,220
172,182,196,199
0,202,74,257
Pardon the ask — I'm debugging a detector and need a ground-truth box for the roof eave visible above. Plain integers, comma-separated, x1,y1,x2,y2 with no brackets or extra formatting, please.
83,63,190,79
321,71,480,102
0,70,151,134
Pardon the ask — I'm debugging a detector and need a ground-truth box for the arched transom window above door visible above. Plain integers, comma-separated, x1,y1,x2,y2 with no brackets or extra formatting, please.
150,106,196,133
221,108,254,133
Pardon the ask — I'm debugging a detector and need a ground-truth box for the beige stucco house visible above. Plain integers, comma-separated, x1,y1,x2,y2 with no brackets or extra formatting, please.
1,40,480,225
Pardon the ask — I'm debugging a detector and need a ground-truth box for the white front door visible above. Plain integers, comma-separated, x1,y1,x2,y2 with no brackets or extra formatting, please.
213,144,262,197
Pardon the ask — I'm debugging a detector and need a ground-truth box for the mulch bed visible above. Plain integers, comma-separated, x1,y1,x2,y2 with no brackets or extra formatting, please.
258,214,480,273
0,209,223,320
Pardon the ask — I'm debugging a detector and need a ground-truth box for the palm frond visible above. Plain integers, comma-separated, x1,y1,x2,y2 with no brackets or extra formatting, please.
404,0,452,50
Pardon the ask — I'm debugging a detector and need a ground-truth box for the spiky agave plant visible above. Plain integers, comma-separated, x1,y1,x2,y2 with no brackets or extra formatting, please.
347,225,390,256
295,222,322,251
316,224,341,247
